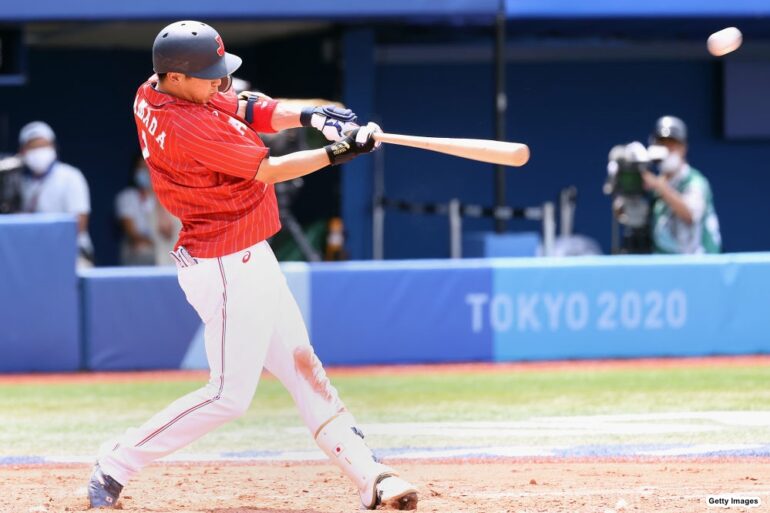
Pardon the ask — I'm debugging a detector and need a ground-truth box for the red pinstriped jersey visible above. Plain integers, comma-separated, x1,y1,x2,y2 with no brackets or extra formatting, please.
133,76,280,258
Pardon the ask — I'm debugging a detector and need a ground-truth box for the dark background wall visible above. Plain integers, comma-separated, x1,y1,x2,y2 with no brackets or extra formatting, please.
0,48,150,265
1,31,768,263
376,56,770,257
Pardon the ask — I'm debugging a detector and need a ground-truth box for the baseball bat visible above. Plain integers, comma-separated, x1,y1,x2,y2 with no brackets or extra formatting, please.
372,132,530,167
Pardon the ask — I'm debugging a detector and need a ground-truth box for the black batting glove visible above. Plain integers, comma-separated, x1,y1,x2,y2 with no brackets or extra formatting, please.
324,123,382,166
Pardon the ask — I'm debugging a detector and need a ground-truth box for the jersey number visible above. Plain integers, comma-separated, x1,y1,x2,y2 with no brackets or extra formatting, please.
140,131,151,159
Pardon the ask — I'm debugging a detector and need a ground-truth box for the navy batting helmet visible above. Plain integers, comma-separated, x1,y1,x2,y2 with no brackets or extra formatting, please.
651,116,687,144
152,21,242,79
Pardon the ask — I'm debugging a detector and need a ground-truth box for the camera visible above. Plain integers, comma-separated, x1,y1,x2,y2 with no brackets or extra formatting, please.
603,142,668,254
0,155,24,214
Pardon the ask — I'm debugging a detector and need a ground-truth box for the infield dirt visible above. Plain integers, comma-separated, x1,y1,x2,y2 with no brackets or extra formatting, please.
5,459,767,513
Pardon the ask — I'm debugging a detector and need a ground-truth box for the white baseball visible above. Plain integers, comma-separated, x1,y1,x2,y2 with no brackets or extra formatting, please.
707,27,743,57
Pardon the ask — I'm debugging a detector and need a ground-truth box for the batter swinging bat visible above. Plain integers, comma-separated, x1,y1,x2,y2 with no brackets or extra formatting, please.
372,132,530,167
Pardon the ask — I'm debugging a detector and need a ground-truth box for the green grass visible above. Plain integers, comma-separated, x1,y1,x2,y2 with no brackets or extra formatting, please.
2,365,769,457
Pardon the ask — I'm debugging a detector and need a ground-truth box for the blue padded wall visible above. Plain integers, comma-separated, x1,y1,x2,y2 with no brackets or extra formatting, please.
81,267,200,371
0,215,79,371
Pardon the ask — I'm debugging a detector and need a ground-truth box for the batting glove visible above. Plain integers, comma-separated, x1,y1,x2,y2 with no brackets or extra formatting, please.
325,122,382,165
301,105,358,141
357,121,383,150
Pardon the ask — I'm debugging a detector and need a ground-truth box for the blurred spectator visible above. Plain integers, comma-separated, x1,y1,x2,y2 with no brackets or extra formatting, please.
115,156,155,265
641,116,722,254
0,153,23,214
151,193,182,266
116,155,181,266
18,121,94,265
325,217,348,260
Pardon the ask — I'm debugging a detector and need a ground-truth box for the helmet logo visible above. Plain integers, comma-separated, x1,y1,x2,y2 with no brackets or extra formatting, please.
215,35,225,57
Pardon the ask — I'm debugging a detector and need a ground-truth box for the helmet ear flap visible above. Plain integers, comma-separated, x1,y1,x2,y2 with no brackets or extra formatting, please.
218,75,232,93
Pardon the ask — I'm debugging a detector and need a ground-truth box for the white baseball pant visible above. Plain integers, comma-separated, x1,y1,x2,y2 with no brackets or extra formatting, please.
97,240,392,502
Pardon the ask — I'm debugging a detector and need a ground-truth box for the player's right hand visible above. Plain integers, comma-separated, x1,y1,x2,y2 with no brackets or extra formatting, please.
325,122,382,165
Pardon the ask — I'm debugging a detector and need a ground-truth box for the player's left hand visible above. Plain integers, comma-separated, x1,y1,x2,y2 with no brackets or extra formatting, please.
300,105,359,141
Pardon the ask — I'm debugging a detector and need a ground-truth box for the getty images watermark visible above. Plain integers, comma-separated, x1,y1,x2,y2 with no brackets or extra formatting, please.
707,495,762,508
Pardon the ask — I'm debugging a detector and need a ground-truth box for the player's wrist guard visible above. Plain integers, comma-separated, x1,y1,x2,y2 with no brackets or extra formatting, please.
240,94,259,124
238,91,273,124
299,107,316,128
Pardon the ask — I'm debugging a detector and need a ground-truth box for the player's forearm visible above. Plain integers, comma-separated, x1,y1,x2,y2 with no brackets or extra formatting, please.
269,102,304,132
270,101,353,134
257,125,377,184
239,96,342,132
256,149,330,185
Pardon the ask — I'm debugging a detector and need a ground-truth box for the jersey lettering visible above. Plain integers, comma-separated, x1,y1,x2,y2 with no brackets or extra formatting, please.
134,94,167,152
155,131,166,150
134,97,147,119
140,131,150,159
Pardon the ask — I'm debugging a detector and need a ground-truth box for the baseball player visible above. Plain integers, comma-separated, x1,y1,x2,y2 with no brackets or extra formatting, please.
87,20,418,510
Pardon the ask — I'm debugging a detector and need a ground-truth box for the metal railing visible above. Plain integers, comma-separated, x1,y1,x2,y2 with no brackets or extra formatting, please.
373,195,556,259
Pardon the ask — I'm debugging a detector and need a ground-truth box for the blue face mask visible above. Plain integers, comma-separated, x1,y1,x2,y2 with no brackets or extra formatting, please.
135,168,151,189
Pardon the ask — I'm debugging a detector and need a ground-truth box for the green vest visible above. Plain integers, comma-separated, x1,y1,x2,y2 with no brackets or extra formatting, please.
652,166,722,254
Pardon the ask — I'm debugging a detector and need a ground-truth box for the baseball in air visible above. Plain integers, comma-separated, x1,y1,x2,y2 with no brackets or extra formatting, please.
707,27,743,57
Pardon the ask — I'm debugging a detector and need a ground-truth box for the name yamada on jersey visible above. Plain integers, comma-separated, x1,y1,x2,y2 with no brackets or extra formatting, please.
134,97,167,157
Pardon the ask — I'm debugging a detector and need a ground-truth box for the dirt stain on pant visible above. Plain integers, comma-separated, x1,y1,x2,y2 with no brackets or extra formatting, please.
294,346,342,406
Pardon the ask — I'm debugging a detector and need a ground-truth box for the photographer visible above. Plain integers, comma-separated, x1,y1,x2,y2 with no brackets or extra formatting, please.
642,116,721,254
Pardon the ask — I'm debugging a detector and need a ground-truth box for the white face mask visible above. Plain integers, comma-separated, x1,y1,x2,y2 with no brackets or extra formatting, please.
23,146,57,175
659,151,683,175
